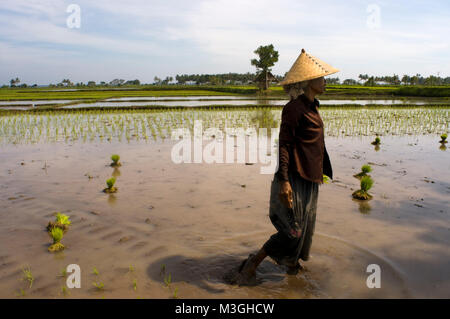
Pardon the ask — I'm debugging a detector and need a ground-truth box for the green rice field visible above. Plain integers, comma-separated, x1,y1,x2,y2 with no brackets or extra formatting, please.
0,106,448,145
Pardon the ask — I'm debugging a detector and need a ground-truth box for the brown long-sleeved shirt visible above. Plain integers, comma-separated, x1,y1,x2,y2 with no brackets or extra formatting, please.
275,93,333,184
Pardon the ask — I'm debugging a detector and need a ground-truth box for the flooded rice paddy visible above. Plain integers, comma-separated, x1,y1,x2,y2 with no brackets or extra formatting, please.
1,96,447,110
0,105,449,298
0,107,447,145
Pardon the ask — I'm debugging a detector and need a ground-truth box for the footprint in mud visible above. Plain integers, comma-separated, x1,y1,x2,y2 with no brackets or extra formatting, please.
100,231,123,241
367,162,388,167
128,241,147,251
142,245,167,258
330,179,348,188
86,226,109,235
118,236,134,243
235,205,251,210
0,256,19,274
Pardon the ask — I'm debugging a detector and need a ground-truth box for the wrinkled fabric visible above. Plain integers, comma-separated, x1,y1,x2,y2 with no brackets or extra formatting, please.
263,169,319,266
276,93,333,184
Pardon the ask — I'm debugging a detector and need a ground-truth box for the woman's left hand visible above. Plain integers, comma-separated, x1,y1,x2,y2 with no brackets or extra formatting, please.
279,180,293,209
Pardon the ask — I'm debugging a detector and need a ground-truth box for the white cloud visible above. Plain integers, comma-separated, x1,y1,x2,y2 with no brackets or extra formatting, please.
0,0,448,84
0,13,175,57
160,0,450,78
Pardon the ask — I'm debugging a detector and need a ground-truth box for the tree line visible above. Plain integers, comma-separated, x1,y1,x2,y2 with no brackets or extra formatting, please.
5,43,449,88
6,73,449,88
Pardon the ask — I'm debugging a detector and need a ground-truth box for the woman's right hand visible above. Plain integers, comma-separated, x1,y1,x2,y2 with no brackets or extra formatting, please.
279,180,293,209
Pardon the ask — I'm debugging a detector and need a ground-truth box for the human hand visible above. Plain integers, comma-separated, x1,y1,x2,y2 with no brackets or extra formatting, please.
279,181,293,209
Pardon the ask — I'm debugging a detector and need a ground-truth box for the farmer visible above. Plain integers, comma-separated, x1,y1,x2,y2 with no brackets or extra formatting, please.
228,48,339,285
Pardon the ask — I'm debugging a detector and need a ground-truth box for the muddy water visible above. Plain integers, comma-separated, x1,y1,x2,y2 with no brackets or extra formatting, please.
0,133,448,298
0,100,79,107
61,99,436,109
1,98,443,111
0,100,78,105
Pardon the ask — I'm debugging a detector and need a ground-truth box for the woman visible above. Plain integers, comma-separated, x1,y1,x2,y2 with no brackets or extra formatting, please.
228,48,339,285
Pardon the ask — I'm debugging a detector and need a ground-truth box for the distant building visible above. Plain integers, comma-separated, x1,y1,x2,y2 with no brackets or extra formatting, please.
255,71,279,89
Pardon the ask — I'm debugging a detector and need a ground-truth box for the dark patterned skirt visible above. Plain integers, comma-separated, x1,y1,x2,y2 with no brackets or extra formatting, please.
263,170,319,267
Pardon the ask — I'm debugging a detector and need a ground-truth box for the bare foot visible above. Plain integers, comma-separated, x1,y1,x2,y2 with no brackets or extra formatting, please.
224,254,257,286
236,256,257,286
239,256,256,278
286,262,303,275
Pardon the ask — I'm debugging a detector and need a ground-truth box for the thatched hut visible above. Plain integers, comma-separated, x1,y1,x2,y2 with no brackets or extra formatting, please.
255,71,279,90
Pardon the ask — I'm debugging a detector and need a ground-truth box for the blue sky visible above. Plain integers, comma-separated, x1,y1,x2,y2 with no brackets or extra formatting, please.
0,0,449,85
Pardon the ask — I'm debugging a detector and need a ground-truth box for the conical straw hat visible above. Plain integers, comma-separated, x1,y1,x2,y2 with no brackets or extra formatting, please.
279,48,339,86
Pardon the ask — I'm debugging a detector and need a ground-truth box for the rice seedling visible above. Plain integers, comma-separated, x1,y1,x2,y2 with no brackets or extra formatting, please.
133,279,137,291
17,288,26,297
55,212,71,226
22,266,34,288
1,103,448,145
50,227,63,243
160,264,166,276
173,287,179,299
164,273,172,287
48,227,65,252
110,154,121,167
106,177,115,188
440,133,447,143
371,136,381,145
352,176,374,200
128,265,135,273
323,174,330,184
47,212,71,233
46,212,69,252
93,281,105,291
103,177,118,193
61,285,70,296
354,164,372,179
59,268,67,278
93,267,99,276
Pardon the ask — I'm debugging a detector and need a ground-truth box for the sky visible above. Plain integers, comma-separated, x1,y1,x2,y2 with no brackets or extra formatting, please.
0,0,449,85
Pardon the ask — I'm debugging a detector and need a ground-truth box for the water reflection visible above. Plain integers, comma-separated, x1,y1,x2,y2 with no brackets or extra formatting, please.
251,109,278,129
0,100,77,105
112,168,121,177
59,99,437,109
52,251,66,260
107,194,117,205
357,200,372,214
